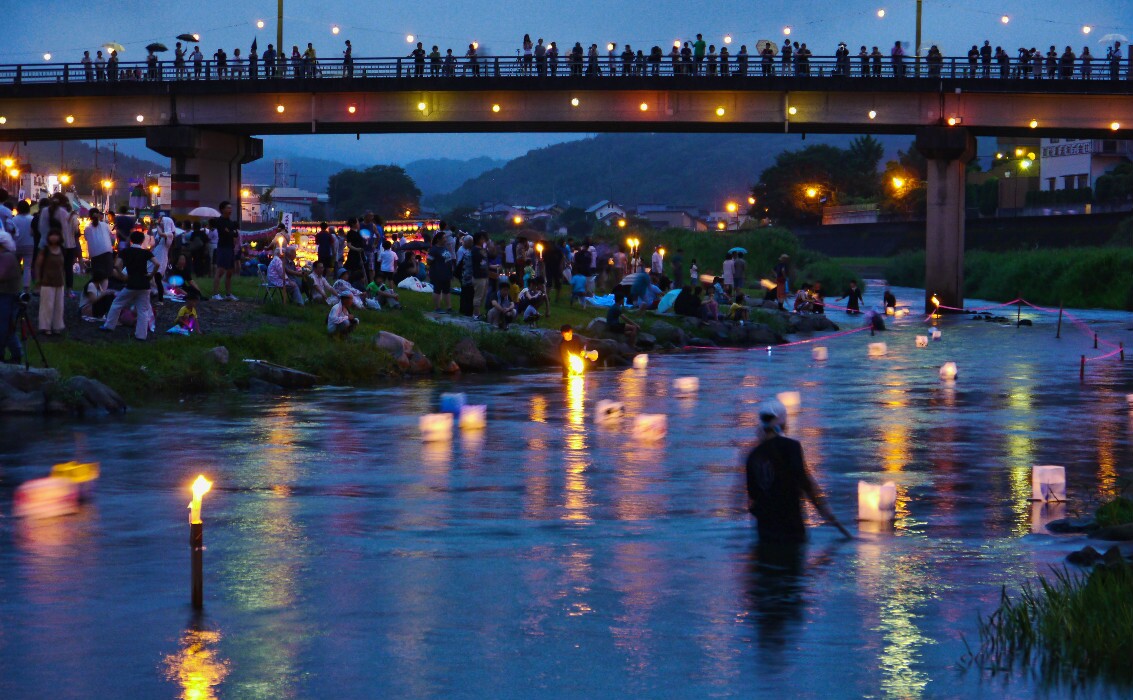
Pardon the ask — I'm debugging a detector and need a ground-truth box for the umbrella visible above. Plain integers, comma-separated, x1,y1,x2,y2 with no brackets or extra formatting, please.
728,246,747,254
146,42,169,53
176,34,199,43
756,39,778,56
104,42,125,54
1098,33,1128,44
251,37,258,54
188,206,221,218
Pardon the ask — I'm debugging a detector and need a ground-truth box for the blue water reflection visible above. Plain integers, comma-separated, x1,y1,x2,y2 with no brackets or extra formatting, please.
1,286,1131,698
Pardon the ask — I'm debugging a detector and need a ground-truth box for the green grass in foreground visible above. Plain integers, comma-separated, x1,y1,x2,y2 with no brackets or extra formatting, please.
37,274,765,404
965,562,1133,686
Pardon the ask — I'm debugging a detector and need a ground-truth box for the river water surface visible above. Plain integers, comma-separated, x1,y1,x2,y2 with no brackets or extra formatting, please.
2,287,1132,699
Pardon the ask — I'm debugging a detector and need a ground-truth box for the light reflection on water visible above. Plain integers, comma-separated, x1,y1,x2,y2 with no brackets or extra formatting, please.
1,288,1132,698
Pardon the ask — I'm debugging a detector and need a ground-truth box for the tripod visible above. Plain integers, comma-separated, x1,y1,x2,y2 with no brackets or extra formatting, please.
14,299,48,371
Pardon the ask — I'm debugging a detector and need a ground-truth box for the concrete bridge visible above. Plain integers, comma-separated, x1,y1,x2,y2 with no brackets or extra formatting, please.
2,55,1131,311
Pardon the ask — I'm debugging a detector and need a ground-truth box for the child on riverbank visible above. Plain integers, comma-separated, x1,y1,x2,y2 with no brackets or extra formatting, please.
34,224,66,336
168,288,202,335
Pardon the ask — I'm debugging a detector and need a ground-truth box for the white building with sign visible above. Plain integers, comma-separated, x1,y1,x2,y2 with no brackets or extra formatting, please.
1039,138,1132,192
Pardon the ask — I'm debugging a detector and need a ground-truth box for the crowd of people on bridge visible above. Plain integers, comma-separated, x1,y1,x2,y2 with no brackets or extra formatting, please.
57,33,1132,83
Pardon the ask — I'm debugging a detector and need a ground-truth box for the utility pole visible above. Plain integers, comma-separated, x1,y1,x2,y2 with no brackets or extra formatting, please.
277,0,284,57
910,0,919,75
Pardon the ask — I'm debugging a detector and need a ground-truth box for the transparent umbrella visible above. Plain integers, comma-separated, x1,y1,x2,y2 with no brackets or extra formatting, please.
104,42,125,54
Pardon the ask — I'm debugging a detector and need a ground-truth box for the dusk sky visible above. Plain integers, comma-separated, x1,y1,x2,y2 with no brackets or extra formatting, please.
7,0,1129,165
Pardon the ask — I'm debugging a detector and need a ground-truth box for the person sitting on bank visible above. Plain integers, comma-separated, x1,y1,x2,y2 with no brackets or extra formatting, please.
487,274,517,330
745,400,851,543
332,268,365,307
516,277,549,326
793,283,813,314
81,269,116,320
729,293,750,322
168,287,202,335
606,291,640,346
309,261,337,304
365,279,402,309
327,290,358,337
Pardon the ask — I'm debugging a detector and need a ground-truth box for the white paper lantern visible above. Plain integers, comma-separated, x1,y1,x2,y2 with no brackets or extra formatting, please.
939,362,958,380
13,477,80,519
776,391,801,410
812,346,828,361
458,404,487,430
858,481,897,522
1030,465,1066,502
633,354,649,369
420,413,454,442
915,335,928,348
633,414,668,441
673,377,699,396
439,392,466,414
1030,501,1067,534
868,342,887,357
595,400,625,423
930,328,942,341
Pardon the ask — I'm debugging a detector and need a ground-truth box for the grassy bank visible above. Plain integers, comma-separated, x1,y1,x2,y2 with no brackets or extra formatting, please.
885,248,1133,310
965,563,1133,685
593,226,861,293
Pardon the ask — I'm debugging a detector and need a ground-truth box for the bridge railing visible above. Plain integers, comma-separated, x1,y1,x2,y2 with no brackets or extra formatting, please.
4,54,1131,86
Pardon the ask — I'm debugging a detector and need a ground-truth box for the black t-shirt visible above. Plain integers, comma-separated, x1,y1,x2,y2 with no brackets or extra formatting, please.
471,247,488,279
572,249,591,276
213,217,238,249
119,247,155,290
745,435,815,542
427,245,452,283
542,246,563,279
170,262,193,283
559,336,582,376
315,230,335,259
674,289,700,316
345,229,365,270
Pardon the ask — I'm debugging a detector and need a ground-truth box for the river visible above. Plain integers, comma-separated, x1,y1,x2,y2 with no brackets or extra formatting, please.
1,286,1131,699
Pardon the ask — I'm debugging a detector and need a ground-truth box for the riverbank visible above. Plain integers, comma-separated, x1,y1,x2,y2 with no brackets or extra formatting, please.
6,274,840,412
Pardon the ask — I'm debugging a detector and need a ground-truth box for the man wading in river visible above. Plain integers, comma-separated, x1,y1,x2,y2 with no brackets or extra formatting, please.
745,401,851,542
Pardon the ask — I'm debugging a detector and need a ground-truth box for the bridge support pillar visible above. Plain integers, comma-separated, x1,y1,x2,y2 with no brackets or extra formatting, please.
916,126,975,313
145,127,263,220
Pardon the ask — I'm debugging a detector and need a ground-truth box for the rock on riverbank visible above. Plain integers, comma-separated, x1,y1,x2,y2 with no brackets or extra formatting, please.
0,364,127,416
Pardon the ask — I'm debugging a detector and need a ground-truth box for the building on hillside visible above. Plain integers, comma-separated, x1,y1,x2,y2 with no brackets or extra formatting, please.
585,200,626,222
634,204,708,231
253,186,328,221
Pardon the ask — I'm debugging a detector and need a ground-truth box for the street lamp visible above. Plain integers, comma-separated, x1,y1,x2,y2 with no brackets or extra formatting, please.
805,187,819,199
617,219,627,228
891,177,905,190
725,201,738,213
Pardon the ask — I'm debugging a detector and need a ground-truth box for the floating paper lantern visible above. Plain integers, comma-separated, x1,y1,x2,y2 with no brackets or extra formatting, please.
812,346,828,361
458,405,487,430
776,391,801,410
439,392,466,414
868,342,887,357
1030,465,1066,502
595,400,625,423
50,461,99,501
13,477,79,519
673,377,699,396
930,328,941,341
915,335,928,348
939,362,958,380
420,413,454,442
1031,501,1067,535
633,354,649,369
633,414,667,441
858,481,897,522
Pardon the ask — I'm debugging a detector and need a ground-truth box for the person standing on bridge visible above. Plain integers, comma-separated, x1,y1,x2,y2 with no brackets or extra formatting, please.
979,40,992,78
535,38,547,77
95,50,106,81
680,42,693,76
522,34,534,76
1080,46,1093,80
107,50,119,82
231,48,245,80
1059,46,1075,79
966,45,978,77
81,51,93,82
410,42,426,77
890,41,905,78
781,41,793,77
249,42,259,80
429,45,441,77
1045,46,1058,78
692,33,706,75
1107,43,1123,80
764,44,777,77
174,43,186,80
548,41,559,77
305,43,319,78
190,45,203,78
262,44,276,78
465,43,480,77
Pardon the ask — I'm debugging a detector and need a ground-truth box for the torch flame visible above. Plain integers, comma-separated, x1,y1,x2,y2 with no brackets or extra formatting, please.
192,475,212,501
568,354,585,376
930,295,940,308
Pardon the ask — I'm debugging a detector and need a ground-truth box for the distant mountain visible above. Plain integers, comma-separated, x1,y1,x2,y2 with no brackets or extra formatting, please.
406,157,506,202
432,133,912,212
0,140,165,180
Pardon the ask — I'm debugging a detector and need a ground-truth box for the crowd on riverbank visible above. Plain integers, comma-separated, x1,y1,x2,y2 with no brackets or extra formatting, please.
51,34,1132,83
